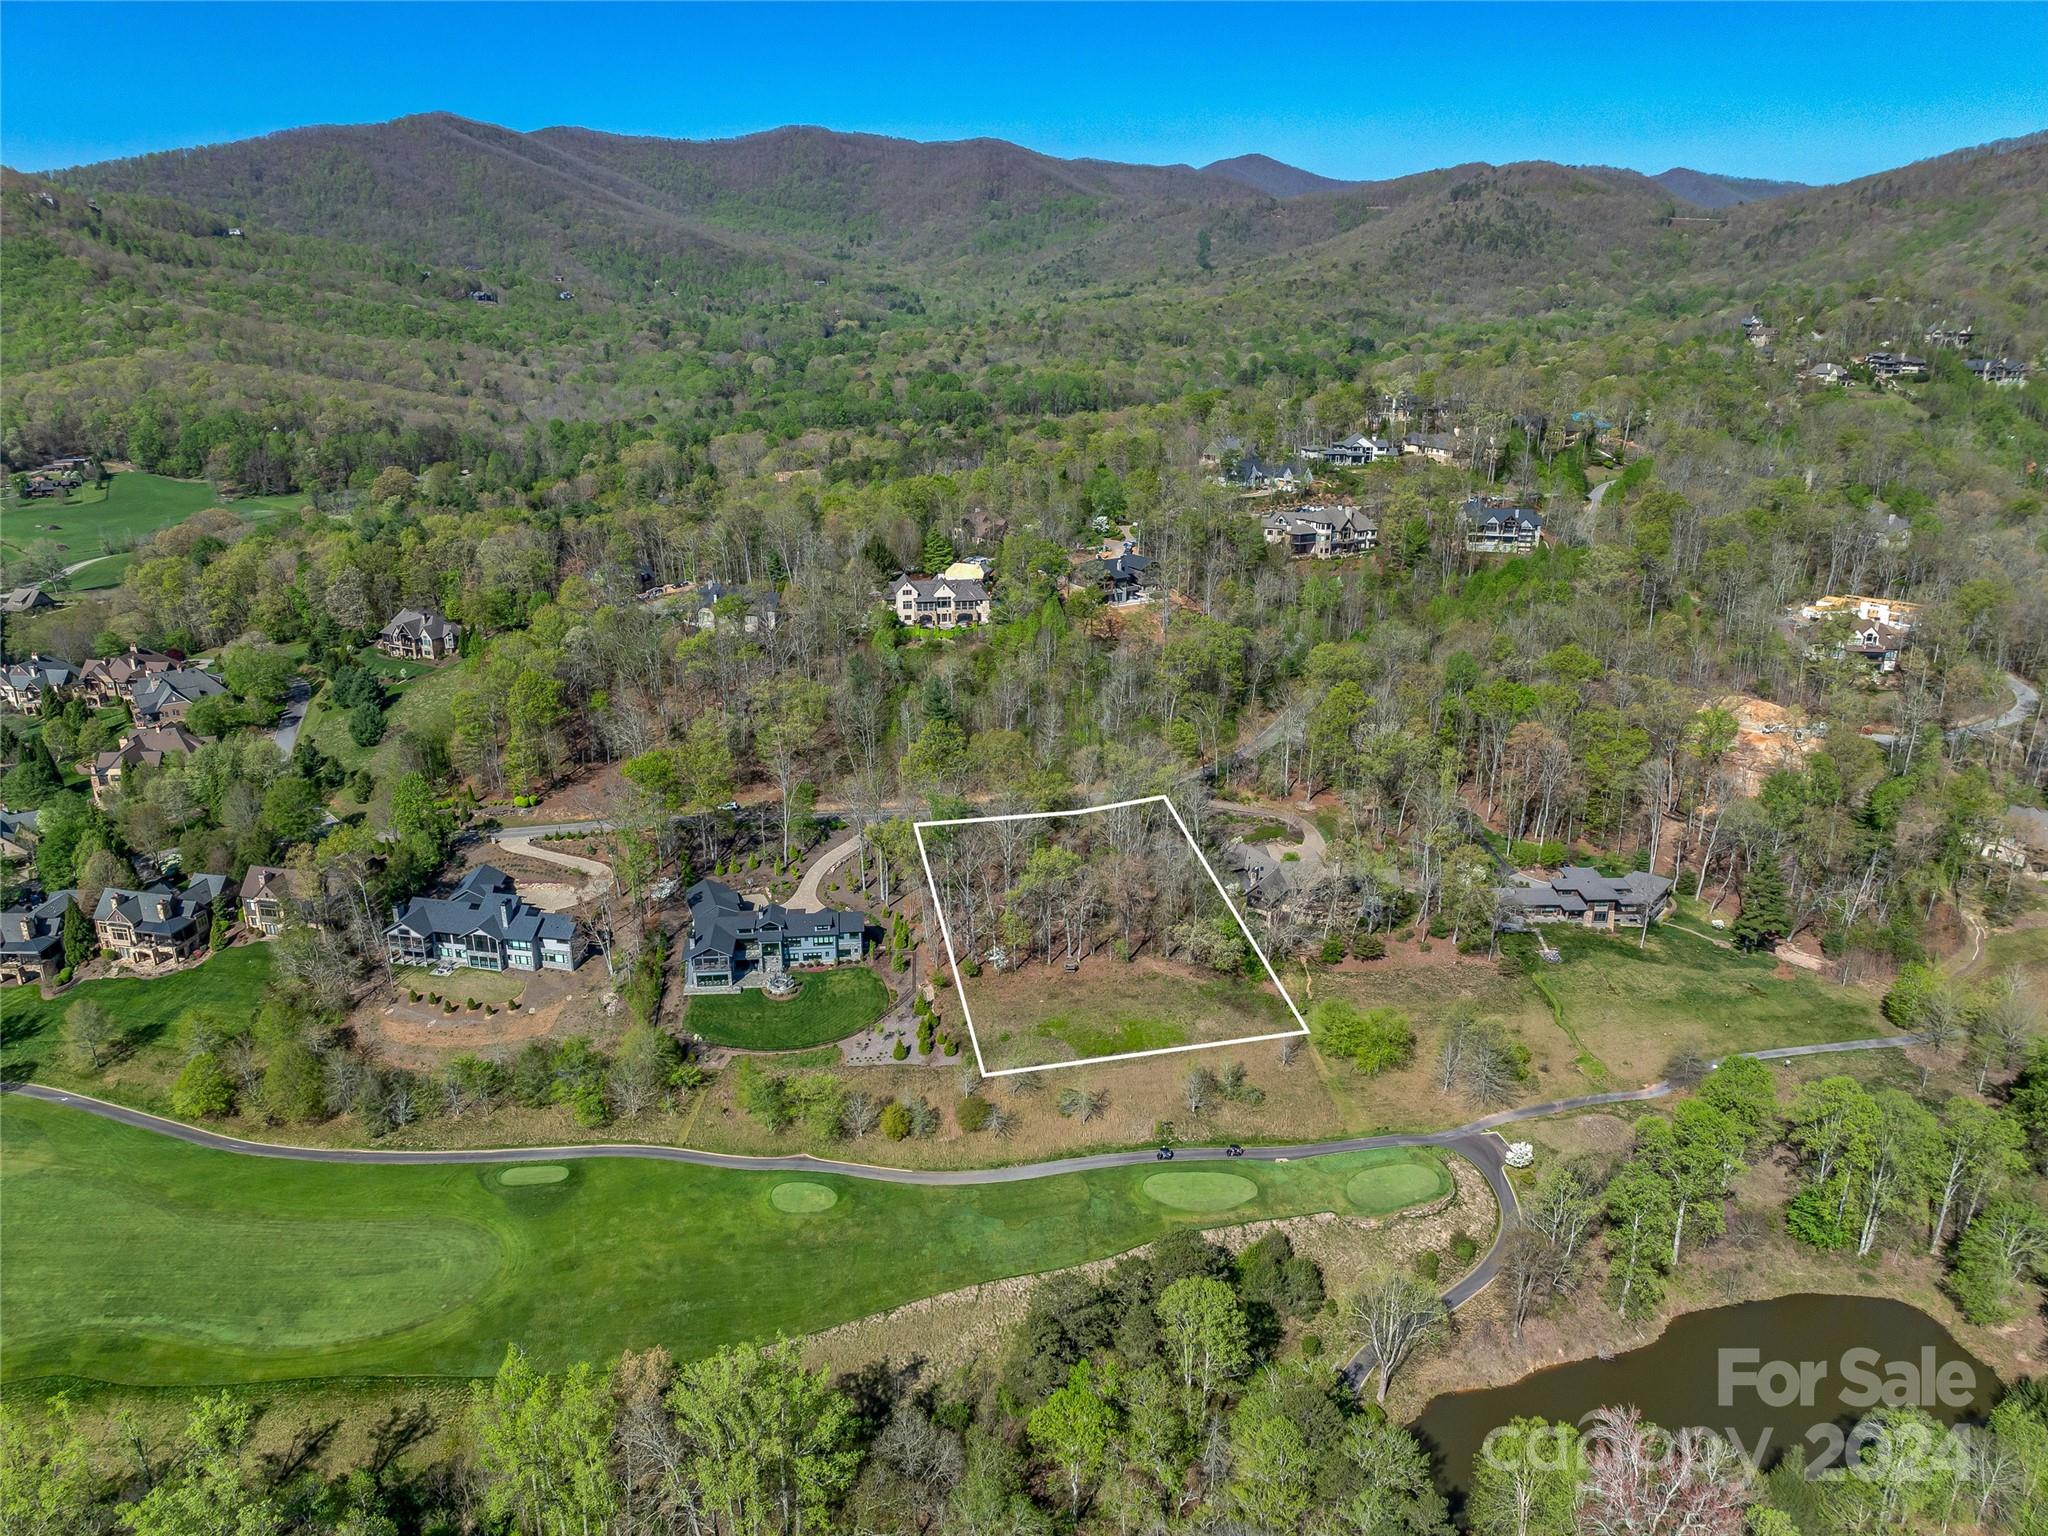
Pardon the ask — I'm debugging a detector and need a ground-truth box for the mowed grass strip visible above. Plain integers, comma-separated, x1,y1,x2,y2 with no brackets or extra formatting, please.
683,969,890,1050
0,1097,1459,1387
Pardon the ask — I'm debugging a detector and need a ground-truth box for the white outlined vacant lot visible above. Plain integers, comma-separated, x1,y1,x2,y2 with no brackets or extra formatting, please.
914,794,1309,1077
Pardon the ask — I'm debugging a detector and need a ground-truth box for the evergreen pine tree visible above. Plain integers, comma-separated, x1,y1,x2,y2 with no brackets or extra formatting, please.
921,528,956,573
1732,855,1789,951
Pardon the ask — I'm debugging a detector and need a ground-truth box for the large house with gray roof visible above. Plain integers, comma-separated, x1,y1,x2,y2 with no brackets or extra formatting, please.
131,668,225,726
94,874,228,970
893,574,991,629
1460,499,1547,554
383,864,575,974
0,654,75,714
683,878,867,991
376,608,463,661
1496,867,1672,931
1,889,74,985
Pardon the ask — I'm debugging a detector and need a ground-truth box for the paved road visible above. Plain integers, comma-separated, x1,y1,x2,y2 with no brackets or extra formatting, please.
490,825,614,900
1866,671,2037,748
271,679,311,757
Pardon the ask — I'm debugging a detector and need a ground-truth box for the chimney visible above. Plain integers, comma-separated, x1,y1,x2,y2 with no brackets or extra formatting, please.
154,897,171,921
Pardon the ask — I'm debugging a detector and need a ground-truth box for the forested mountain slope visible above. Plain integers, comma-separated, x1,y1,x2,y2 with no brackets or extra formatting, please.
2,119,2043,470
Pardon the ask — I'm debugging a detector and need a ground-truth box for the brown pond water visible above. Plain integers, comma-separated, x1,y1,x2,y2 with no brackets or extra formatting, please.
1412,1294,1998,1498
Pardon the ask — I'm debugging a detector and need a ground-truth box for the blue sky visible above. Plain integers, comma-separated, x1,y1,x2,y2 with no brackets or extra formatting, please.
2,2,2043,181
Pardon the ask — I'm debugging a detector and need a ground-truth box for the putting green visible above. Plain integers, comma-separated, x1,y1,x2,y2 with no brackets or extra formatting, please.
769,1180,839,1213
1142,1170,1258,1212
498,1165,569,1186
1345,1158,1450,1214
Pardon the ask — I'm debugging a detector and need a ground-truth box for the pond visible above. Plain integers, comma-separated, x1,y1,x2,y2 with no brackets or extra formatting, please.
1412,1294,1998,1498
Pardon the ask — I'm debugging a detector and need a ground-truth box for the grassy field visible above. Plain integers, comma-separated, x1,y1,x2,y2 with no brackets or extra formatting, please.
683,968,891,1050
962,955,1302,1071
0,946,274,1090
1,472,304,564
304,653,471,810
0,1094,1455,1387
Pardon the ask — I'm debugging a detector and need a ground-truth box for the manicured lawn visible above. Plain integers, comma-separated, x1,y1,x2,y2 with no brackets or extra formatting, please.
683,968,891,1050
0,472,303,563
0,946,274,1089
0,1095,1456,1386
392,966,533,1009
961,958,1301,1072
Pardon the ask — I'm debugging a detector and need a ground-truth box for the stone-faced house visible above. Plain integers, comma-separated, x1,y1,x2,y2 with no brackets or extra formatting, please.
131,668,224,726
88,723,207,806
376,609,463,661
682,878,867,991
94,874,228,970
383,864,575,973
240,865,315,937
0,889,74,985
78,646,179,707
0,654,75,714
0,808,40,861
1261,504,1379,560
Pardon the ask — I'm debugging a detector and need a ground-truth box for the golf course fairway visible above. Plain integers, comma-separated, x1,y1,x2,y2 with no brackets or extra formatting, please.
0,1096,1461,1387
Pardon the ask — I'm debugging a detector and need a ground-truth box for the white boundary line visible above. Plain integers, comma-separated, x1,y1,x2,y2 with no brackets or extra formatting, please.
912,793,1310,1078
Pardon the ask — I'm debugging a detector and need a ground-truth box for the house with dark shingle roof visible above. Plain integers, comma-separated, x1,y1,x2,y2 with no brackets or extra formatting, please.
1087,550,1156,605
240,865,316,937
1459,499,1546,554
682,878,867,991
0,654,75,715
131,668,225,726
0,888,74,985
384,864,575,974
376,608,463,661
89,723,207,805
1496,867,1672,931
94,874,228,971
1260,504,1379,560
892,574,991,629
1305,433,1394,467
78,646,180,706
0,808,40,861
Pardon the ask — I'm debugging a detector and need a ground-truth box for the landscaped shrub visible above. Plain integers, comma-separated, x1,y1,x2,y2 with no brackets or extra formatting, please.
881,1101,913,1140
1427,914,1452,939
408,989,421,1002
1299,1333,1323,1358
955,1095,992,1132
1414,1250,1441,1281
1451,1231,1479,1265
893,1040,909,1061
1319,935,1347,965
466,997,479,1010
1351,931,1386,960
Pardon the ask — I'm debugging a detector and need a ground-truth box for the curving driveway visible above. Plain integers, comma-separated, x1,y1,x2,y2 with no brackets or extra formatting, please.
2,1032,1917,1391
